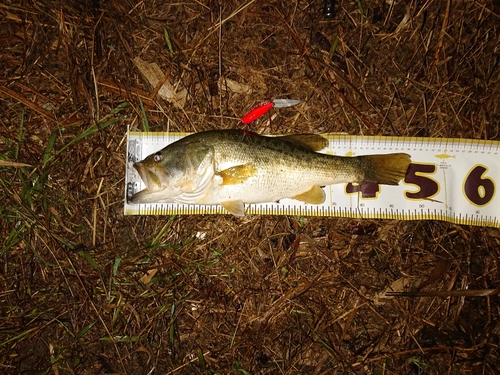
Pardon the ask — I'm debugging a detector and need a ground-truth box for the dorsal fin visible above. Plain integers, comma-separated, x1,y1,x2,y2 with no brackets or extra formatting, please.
280,134,329,151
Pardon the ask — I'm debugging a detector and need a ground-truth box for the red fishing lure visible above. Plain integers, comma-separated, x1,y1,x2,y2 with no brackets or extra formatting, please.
240,99,301,125
240,100,275,125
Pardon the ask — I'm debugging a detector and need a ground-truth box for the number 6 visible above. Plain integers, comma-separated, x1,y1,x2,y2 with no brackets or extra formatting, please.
463,165,495,206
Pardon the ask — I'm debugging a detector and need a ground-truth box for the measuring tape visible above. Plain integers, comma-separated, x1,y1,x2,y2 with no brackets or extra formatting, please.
124,131,500,228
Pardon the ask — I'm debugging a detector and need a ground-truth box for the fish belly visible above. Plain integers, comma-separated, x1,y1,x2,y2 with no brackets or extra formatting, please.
197,167,332,205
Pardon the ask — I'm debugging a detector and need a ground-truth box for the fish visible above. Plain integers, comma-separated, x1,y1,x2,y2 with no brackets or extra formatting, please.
130,130,411,216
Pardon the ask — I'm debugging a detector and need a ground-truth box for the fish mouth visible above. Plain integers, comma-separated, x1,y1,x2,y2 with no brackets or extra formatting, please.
133,162,169,192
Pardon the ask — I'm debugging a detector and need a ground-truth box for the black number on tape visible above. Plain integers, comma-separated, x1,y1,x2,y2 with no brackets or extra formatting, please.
345,182,380,198
463,165,495,206
404,163,439,199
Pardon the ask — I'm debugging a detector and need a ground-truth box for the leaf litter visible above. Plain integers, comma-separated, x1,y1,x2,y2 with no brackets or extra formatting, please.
1,0,499,374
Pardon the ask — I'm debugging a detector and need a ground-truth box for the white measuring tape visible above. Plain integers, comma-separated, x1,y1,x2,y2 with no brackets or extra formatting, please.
124,131,500,228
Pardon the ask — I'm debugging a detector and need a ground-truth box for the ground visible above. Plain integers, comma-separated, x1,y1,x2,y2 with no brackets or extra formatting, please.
1,0,500,374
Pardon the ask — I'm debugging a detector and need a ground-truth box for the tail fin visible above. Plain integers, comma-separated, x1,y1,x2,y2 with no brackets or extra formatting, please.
361,153,411,185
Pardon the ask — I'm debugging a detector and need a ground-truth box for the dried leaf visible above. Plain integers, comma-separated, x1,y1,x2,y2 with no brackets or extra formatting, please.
133,57,187,108
140,268,158,284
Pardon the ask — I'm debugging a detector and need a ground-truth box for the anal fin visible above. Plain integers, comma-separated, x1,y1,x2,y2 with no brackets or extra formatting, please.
292,185,326,204
221,200,246,216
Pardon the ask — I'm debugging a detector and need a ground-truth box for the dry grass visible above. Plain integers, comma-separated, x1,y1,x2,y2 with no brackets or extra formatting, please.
1,0,500,374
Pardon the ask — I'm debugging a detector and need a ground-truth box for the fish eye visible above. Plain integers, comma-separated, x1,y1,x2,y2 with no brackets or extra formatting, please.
153,153,163,162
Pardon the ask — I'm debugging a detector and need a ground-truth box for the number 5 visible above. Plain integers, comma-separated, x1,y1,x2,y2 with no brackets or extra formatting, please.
404,163,439,200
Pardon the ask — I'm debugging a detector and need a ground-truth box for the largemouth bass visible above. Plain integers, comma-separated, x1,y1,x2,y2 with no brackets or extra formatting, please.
130,130,411,216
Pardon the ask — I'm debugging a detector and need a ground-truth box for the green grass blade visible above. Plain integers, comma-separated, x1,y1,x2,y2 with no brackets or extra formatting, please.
76,321,97,339
113,257,122,276
1,224,26,255
97,101,130,123
197,348,206,368
78,251,101,271
42,132,58,168
99,335,142,342
329,36,339,60
44,102,130,166
164,28,174,53
0,327,38,347
169,304,176,349
151,215,177,245
138,94,149,132
53,117,120,159
16,110,25,159
356,0,364,22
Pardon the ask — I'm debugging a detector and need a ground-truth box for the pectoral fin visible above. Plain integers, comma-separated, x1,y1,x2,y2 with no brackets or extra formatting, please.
292,185,326,204
219,164,257,185
221,200,246,216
